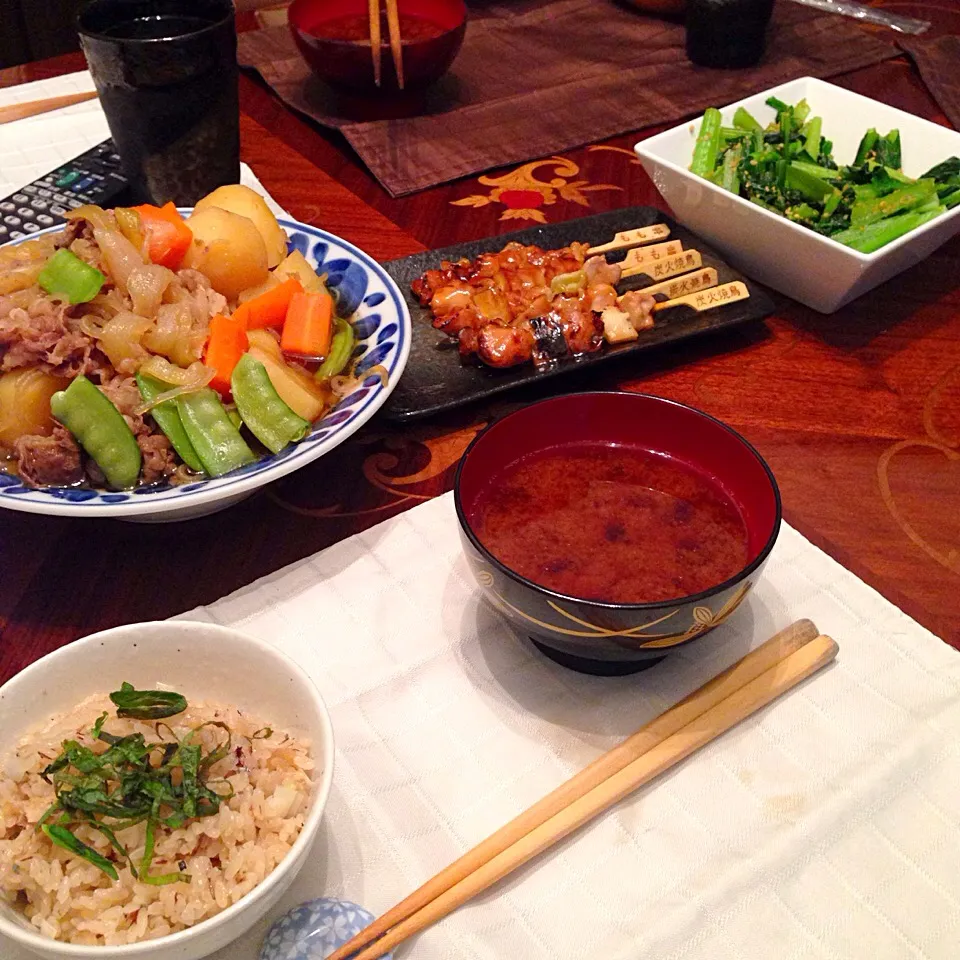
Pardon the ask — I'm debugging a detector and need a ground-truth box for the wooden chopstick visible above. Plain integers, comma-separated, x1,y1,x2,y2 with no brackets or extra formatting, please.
368,0,382,87
0,91,98,125
384,0,405,90
328,619,822,960
343,633,838,960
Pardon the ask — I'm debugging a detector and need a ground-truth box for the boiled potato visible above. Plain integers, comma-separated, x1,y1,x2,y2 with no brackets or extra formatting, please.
195,184,288,268
247,327,283,359
0,368,70,449
183,207,269,301
273,250,328,294
237,272,282,305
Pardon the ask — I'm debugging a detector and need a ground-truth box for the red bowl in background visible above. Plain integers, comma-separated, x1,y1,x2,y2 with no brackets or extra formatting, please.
454,392,782,675
289,0,467,93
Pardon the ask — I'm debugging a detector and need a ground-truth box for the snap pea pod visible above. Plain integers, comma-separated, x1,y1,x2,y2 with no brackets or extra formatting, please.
315,319,355,380
231,354,310,455
49,376,141,489
37,249,104,304
135,373,205,474
176,388,255,477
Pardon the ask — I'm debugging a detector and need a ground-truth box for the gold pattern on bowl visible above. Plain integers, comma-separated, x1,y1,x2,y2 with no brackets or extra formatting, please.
476,567,751,651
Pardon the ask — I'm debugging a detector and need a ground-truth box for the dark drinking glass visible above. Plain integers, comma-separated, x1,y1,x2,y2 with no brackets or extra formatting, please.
78,0,240,205
685,0,775,69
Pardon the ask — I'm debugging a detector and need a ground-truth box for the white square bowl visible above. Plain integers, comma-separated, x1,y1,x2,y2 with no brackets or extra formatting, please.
634,76,960,313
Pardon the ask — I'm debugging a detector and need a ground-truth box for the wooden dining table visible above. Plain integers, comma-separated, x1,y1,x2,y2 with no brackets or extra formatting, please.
0,0,957,686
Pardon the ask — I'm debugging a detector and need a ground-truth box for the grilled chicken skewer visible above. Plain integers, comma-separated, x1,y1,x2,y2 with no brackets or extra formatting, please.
411,229,738,370
412,242,659,368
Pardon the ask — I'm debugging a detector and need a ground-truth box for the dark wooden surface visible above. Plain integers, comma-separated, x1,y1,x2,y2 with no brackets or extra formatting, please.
0,0,84,70
1,1,958,683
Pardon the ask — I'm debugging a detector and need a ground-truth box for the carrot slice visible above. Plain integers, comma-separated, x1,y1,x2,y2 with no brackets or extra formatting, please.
281,290,334,358
236,276,303,330
133,202,193,270
204,313,249,397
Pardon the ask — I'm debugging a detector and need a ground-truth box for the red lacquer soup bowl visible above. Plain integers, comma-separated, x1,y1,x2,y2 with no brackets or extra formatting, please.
289,0,467,93
454,392,782,675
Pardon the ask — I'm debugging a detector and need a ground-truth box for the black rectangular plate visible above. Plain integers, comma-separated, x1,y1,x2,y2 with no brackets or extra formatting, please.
380,207,774,422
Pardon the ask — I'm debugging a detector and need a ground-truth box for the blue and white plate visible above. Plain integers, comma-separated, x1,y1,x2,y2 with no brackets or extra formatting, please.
0,216,411,520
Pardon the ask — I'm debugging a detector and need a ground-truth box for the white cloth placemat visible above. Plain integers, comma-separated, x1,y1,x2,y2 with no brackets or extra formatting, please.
181,495,960,960
3,72,960,960
0,71,286,220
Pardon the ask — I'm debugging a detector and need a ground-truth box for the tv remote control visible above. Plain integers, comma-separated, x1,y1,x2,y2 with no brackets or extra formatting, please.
0,139,130,244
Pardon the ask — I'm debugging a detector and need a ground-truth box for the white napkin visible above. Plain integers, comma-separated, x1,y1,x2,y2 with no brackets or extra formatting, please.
172,493,959,960
0,71,286,220
3,73,960,960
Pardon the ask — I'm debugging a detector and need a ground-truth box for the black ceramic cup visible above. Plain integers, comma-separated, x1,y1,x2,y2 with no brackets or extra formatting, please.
685,0,775,69
78,0,240,205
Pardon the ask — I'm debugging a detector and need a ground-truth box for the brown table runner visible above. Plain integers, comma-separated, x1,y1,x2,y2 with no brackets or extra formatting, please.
898,33,960,131
239,0,902,197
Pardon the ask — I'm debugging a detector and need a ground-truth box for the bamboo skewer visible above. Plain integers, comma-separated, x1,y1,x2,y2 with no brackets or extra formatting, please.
384,0,405,90
368,0,382,87
654,280,751,313
634,266,719,301
0,91,98,125
328,620,823,960
340,633,838,960
587,224,671,255
621,249,703,281
621,238,685,268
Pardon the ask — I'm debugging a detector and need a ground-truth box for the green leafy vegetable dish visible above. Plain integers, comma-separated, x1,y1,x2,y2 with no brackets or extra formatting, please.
0,684,313,945
690,97,960,253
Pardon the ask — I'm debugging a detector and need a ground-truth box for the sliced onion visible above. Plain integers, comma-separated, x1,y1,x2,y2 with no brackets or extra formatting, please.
79,314,108,339
169,327,208,370
157,278,215,366
66,205,114,233
328,364,388,398
68,204,146,293
143,302,188,361
114,207,145,254
94,229,146,293
365,364,389,386
86,286,128,316
97,311,153,373
139,356,212,387
0,237,52,295
128,264,175,317
171,462,200,485
134,372,215,415
328,375,354,397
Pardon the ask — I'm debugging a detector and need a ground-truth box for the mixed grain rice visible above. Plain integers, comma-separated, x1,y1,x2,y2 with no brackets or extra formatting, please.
0,695,312,945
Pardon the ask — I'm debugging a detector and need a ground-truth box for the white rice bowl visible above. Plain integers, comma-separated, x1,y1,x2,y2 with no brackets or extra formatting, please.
1,696,311,945
0,621,334,960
